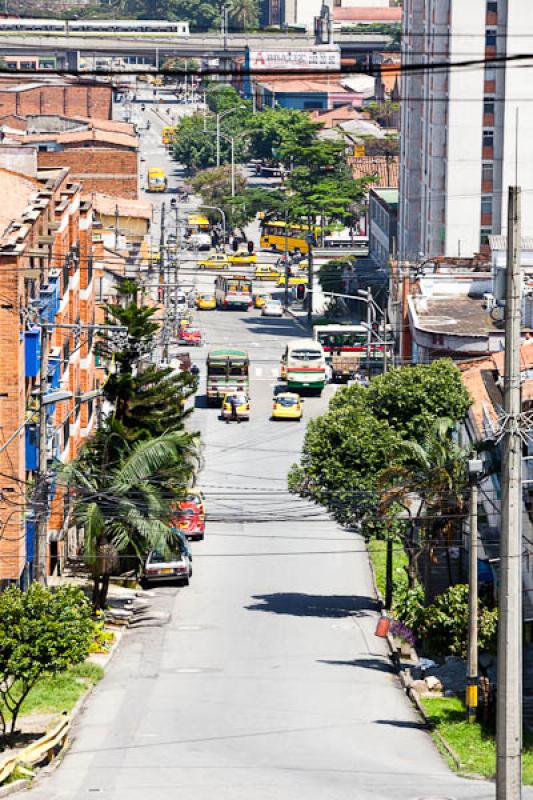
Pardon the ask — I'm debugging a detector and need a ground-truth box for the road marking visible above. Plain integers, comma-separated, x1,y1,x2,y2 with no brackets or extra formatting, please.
255,367,263,377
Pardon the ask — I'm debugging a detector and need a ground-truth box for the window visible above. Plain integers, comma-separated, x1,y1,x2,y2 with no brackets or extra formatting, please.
487,1,498,13
482,163,493,181
481,196,493,215
483,99,495,116
480,227,492,246
485,28,497,47
485,66,496,82
483,130,494,147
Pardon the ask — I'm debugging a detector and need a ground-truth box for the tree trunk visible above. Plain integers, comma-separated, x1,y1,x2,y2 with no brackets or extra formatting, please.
98,574,111,611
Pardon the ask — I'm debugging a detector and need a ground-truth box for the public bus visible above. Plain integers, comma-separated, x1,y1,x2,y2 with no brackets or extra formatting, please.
147,167,167,192
259,220,320,255
206,348,250,404
214,274,253,310
162,126,176,145
313,324,392,360
187,214,210,235
280,338,326,395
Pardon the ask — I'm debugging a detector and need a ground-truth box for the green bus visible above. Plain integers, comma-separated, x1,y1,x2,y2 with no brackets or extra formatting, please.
206,348,249,405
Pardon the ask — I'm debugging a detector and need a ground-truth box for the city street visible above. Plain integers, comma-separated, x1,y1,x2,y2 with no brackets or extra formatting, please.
18,101,502,800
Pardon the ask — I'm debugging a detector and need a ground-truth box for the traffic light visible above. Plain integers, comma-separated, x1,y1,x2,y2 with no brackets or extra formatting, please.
295,283,307,301
247,240,254,254
232,239,239,252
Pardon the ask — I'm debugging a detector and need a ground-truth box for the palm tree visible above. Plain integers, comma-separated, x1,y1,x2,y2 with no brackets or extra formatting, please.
61,423,198,609
227,0,258,31
379,418,468,596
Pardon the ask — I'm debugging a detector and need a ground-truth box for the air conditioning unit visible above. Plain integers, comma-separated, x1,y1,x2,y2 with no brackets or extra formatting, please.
483,293,496,311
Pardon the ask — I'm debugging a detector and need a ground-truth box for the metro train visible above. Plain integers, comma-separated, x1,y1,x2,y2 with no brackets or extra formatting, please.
0,18,190,36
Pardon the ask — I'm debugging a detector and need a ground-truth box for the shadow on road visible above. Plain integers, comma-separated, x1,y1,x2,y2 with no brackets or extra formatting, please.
374,719,428,730
245,592,378,618
317,657,394,673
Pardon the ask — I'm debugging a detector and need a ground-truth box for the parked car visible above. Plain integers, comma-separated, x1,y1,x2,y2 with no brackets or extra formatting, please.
178,327,203,346
141,546,191,587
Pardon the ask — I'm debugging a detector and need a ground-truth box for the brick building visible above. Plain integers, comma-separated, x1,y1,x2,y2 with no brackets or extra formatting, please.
0,166,97,584
0,77,112,121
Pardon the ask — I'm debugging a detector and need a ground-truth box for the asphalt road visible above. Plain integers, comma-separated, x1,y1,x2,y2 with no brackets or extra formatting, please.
19,98,507,800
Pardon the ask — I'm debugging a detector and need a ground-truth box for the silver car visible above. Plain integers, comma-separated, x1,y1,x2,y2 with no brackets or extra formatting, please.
142,546,192,588
261,299,283,317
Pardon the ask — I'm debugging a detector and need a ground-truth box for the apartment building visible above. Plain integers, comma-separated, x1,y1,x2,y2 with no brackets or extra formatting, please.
399,0,533,261
0,166,97,585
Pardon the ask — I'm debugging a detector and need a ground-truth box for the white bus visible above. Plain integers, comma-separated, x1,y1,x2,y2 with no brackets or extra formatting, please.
280,338,326,395
214,274,253,311
313,324,392,360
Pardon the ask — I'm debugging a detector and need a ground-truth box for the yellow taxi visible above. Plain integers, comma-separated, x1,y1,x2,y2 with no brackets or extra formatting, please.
254,291,271,309
277,273,309,287
271,392,303,421
228,247,257,265
221,391,250,422
198,253,229,270
255,265,281,281
196,293,217,310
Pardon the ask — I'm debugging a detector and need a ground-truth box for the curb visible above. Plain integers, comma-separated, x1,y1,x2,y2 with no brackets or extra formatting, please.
0,781,31,798
366,543,463,771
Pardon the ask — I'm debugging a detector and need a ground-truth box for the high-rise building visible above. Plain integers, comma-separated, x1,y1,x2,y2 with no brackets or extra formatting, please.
399,0,533,261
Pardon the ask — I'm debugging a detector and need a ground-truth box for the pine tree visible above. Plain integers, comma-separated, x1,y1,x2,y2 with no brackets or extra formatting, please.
98,281,196,440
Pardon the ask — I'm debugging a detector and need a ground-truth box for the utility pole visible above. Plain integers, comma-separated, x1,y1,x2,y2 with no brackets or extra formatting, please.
467,457,482,723
307,229,314,324
383,303,393,609
365,285,373,378
284,206,289,310
159,202,166,306
496,186,523,800
33,321,50,585
114,203,119,250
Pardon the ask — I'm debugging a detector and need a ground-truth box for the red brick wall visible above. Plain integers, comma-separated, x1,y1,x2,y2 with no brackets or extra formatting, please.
0,254,27,580
0,84,112,120
37,149,138,199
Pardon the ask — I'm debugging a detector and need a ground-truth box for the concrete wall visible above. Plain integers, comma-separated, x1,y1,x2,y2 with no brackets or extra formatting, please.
0,144,37,176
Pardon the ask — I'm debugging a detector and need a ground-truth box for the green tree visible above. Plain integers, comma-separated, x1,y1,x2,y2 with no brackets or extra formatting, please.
289,405,404,524
63,425,198,610
0,584,95,744
379,418,469,589
191,165,253,231
366,360,471,440
100,281,196,439
245,107,315,162
227,0,258,30
123,0,219,30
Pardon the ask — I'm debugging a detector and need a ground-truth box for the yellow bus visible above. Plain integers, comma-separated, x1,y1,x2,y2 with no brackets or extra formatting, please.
259,220,320,255
187,214,210,234
162,126,176,145
147,167,167,192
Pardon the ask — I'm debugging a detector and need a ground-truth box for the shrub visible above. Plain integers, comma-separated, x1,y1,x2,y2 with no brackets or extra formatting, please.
0,584,95,745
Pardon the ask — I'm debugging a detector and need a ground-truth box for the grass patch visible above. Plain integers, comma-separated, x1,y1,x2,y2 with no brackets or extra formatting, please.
14,662,104,719
367,538,408,599
420,696,533,783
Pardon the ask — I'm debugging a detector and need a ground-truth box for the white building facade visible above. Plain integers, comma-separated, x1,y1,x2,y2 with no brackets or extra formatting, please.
399,0,533,261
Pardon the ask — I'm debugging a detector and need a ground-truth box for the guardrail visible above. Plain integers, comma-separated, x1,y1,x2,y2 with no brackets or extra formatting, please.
0,713,70,784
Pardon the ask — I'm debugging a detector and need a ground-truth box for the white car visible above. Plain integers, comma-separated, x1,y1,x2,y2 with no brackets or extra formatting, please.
142,546,192,588
262,299,283,317
188,232,211,251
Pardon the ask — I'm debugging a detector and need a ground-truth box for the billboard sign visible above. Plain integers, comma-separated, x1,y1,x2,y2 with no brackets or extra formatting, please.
248,48,340,72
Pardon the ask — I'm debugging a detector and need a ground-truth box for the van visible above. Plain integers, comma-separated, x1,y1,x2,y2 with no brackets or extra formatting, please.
188,232,211,251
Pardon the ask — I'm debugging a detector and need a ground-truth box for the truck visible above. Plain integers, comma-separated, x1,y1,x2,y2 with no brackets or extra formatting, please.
330,352,360,383
206,348,249,405
147,167,167,192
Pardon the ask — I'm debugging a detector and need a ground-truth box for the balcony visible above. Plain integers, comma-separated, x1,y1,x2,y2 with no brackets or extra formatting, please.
24,327,41,378
25,422,38,471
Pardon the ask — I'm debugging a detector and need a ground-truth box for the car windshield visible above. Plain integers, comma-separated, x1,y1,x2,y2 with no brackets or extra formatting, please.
268,300,281,307
227,394,247,404
292,349,322,361
150,549,183,563
278,396,298,407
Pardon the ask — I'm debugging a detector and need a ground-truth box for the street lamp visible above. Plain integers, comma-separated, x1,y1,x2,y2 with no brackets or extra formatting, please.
215,105,246,167
219,130,248,197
